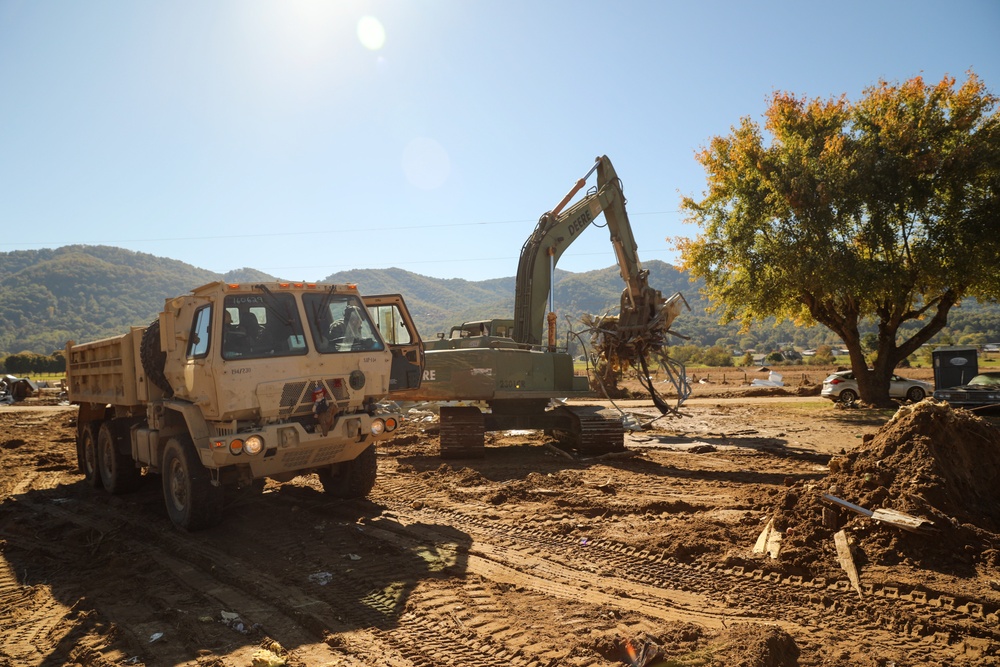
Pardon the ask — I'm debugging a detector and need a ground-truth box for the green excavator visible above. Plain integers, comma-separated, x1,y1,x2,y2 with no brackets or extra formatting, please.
394,155,690,457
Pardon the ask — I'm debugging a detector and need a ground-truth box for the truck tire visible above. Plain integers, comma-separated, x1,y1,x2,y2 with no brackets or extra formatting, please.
97,421,142,494
140,319,173,396
161,436,224,530
80,422,103,488
318,445,377,499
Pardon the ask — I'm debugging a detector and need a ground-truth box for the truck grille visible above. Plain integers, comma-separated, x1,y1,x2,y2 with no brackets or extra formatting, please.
276,378,349,419
279,382,308,417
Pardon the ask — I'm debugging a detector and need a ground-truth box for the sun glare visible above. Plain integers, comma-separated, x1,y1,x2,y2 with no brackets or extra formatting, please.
357,16,386,50
402,138,451,190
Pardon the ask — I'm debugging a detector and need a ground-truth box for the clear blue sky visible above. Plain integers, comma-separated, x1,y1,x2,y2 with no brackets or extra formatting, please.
2,1,997,282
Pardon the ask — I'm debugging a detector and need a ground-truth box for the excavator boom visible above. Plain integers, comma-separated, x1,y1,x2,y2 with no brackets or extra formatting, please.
513,155,687,362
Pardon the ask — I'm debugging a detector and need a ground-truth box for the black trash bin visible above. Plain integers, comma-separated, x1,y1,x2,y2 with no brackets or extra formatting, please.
932,347,979,390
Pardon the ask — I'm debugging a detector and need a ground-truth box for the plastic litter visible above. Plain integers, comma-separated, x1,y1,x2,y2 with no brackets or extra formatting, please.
219,610,258,634
308,571,333,585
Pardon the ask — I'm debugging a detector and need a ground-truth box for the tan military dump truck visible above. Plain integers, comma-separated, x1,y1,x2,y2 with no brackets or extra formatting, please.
66,281,423,530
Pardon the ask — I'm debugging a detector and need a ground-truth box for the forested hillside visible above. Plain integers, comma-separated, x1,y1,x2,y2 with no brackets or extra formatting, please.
0,247,273,354
1,245,998,356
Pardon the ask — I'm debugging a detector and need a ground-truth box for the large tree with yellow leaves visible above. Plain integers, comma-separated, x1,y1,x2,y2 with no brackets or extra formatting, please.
679,73,1000,405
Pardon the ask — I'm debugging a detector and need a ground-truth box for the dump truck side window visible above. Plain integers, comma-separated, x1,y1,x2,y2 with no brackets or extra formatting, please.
187,305,212,359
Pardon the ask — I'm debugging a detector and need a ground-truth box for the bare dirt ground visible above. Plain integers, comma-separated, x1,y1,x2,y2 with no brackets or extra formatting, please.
2,367,999,667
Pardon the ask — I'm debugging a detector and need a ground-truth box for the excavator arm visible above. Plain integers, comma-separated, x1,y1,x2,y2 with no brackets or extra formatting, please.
513,155,686,345
512,155,690,410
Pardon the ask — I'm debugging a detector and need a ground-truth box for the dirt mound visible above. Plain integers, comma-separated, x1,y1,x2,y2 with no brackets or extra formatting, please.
834,401,1000,531
718,624,800,667
772,401,1000,573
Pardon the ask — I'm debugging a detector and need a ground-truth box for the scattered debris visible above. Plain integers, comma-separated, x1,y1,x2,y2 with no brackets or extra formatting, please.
148,632,164,643
250,648,286,667
833,530,863,598
823,493,935,533
544,442,576,461
220,610,258,634
308,571,334,585
752,518,782,559
622,413,643,431
751,371,784,387
0,376,38,404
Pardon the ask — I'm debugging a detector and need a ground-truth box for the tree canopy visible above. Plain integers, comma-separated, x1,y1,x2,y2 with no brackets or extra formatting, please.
678,72,1000,404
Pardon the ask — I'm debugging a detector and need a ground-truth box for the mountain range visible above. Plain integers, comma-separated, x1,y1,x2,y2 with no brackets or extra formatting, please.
0,245,697,356
2,245,997,357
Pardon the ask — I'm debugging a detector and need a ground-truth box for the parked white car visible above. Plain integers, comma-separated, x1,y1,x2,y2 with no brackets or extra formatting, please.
821,370,932,405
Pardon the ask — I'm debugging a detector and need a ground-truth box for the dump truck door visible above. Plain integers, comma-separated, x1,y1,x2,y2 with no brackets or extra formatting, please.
363,294,424,392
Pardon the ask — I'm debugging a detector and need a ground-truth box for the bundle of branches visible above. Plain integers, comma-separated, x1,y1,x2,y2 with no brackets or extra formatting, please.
581,297,691,414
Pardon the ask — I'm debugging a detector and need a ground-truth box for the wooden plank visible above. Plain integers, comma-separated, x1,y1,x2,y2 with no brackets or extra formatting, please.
871,508,935,533
752,518,782,559
834,530,863,598
824,493,934,533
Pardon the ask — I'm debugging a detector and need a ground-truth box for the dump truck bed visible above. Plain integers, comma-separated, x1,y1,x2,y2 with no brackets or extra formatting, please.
66,327,147,408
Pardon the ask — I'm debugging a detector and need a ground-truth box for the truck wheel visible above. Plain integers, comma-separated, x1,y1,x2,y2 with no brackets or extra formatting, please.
80,423,103,488
97,421,142,494
319,445,377,499
140,319,173,396
161,436,223,530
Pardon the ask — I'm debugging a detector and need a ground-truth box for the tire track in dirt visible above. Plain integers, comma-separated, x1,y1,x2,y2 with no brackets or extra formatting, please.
2,489,372,665
0,560,75,665
8,485,534,667
212,492,533,667
369,474,1000,664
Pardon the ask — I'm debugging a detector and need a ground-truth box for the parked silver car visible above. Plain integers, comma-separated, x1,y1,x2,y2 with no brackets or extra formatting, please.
821,370,932,405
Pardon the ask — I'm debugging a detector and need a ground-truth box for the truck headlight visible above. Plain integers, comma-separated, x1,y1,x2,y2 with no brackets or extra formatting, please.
370,418,385,436
385,417,397,432
245,435,265,455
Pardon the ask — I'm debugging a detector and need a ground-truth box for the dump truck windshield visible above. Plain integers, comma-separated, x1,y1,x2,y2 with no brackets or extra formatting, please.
221,292,307,360
303,293,385,354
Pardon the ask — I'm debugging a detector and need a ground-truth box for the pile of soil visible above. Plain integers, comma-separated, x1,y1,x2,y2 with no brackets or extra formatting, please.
771,401,1000,574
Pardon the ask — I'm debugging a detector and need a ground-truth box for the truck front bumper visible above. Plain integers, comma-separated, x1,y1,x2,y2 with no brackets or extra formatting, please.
199,411,399,477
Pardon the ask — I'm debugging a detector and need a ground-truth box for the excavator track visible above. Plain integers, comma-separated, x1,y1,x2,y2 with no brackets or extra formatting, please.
553,406,625,456
438,406,485,459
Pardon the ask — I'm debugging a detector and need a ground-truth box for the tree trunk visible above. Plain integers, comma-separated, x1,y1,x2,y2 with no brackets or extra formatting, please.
853,364,895,407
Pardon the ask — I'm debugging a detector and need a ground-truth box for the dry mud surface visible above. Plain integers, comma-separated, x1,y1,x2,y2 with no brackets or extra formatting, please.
2,375,1000,666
